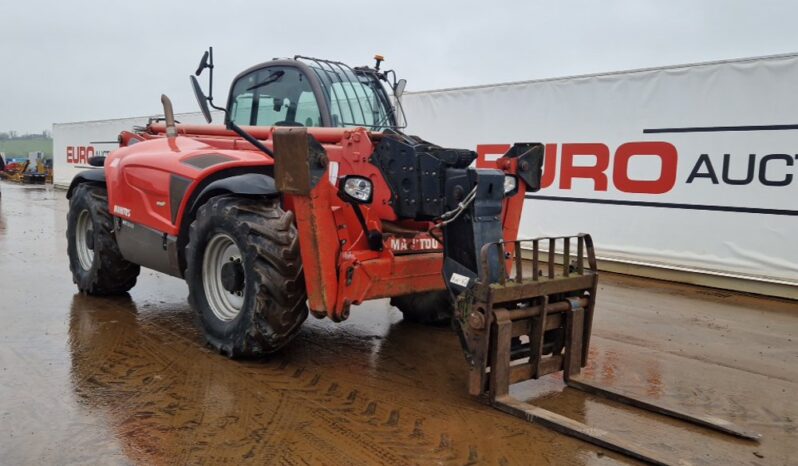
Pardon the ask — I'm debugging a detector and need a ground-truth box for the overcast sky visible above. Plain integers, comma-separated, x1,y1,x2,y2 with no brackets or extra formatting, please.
1,0,796,133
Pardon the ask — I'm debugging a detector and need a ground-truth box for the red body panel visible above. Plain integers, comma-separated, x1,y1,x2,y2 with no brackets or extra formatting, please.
109,126,395,237
107,136,274,235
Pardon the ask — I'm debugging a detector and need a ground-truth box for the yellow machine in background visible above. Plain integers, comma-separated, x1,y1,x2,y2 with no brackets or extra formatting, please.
0,159,48,184
35,159,53,183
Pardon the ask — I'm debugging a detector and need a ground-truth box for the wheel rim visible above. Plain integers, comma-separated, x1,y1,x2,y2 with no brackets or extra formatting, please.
75,209,94,271
202,233,245,322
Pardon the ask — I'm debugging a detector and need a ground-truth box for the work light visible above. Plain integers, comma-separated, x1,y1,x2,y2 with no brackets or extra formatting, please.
342,176,373,203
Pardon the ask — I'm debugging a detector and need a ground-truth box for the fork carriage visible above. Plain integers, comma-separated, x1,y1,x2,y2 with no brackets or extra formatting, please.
458,234,598,397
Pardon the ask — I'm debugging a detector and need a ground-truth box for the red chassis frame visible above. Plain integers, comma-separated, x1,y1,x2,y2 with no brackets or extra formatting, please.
114,124,527,321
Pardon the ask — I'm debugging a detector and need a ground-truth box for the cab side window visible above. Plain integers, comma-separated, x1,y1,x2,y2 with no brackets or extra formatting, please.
229,67,322,127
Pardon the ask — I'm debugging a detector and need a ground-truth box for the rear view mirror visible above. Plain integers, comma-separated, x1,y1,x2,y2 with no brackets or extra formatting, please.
394,79,407,98
195,51,210,76
190,75,213,123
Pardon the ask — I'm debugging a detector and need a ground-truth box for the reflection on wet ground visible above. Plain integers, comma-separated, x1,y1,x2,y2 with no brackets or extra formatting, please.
1,182,796,465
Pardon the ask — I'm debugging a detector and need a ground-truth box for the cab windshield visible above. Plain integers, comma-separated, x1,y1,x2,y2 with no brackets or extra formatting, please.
297,57,397,130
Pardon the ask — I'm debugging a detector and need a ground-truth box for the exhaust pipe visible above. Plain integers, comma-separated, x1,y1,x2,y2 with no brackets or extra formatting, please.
161,94,178,139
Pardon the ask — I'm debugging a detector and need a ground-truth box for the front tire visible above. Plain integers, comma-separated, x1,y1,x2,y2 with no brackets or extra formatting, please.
66,183,140,295
185,195,308,357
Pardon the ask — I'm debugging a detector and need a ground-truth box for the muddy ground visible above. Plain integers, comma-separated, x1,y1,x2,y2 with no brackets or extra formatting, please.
0,182,795,465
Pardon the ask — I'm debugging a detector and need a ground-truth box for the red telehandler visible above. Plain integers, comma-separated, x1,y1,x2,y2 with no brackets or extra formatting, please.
66,48,758,464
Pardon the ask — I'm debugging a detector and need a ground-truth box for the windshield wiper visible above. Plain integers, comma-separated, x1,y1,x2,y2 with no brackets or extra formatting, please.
246,71,285,91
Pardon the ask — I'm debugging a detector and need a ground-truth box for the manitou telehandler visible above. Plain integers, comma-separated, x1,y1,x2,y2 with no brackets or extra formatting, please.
66,49,758,464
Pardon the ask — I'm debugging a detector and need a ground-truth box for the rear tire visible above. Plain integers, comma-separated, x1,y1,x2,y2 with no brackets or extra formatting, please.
66,183,140,295
185,195,308,357
391,290,452,325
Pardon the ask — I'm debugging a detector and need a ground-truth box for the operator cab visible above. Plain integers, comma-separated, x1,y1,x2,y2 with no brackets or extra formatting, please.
227,57,401,130
190,49,406,132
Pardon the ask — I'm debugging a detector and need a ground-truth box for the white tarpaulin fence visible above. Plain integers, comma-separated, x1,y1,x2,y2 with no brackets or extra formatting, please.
401,54,798,285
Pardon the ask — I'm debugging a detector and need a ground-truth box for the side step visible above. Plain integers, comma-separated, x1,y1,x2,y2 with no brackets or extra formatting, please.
457,235,760,465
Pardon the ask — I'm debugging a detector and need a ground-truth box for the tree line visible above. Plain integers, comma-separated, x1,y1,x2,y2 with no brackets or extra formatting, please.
0,130,51,140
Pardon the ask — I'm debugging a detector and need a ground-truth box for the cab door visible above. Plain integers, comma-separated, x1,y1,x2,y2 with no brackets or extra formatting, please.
227,65,324,128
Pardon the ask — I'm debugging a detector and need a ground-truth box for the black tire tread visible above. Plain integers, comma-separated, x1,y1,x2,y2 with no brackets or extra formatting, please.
67,183,140,295
186,195,308,357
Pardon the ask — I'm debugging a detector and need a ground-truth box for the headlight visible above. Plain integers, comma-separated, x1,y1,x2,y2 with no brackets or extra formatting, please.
503,175,518,195
342,176,373,203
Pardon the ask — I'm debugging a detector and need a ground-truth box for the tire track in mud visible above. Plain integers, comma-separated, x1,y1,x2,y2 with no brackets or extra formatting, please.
193,359,446,465
225,358,590,466
62,294,620,465
24,307,611,465
69,319,407,463
280,370,453,465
